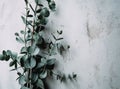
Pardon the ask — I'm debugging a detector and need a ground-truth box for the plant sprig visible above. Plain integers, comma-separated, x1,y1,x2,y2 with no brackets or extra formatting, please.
0,0,77,89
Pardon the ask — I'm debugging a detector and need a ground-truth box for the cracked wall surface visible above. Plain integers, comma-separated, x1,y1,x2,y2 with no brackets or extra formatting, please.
0,0,120,89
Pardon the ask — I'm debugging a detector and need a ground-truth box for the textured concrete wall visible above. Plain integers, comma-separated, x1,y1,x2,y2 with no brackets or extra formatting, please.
0,0,120,89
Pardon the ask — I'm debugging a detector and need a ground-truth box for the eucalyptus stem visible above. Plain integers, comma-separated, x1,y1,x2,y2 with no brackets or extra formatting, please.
24,3,28,49
24,2,29,88
29,4,37,89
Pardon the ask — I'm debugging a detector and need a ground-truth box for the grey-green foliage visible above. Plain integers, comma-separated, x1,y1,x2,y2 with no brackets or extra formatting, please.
0,0,77,89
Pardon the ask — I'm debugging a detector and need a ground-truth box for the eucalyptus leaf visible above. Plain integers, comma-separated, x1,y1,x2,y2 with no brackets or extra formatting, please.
24,57,36,68
21,16,26,24
16,37,24,44
9,60,16,67
40,17,48,25
21,47,27,54
5,55,10,61
27,14,33,17
24,0,28,5
49,1,56,11
47,58,56,65
57,30,63,34
7,50,12,56
15,32,19,36
3,50,7,55
21,55,28,61
36,8,42,13
37,58,46,68
41,58,47,65
0,54,4,61
19,75,26,85
36,79,44,89
20,30,25,34
32,73,38,83
33,47,40,55
39,70,47,79
37,62,45,68
11,52,18,60
27,46,35,54
40,7,50,17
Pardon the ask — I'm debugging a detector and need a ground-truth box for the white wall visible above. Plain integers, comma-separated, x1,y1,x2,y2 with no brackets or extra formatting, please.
0,0,120,89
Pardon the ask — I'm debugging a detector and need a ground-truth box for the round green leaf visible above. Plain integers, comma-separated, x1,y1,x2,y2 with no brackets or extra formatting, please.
41,7,50,17
36,79,44,89
7,50,12,56
40,17,48,25
24,57,36,68
32,73,38,83
19,75,26,85
49,1,56,11
15,32,19,36
39,70,47,79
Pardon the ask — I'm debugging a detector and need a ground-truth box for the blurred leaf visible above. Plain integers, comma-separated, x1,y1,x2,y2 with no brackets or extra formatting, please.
39,17,48,25
9,60,16,67
52,34,57,40
15,32,19,36
21,16,26,24
3,50,7,55
38,4,44,7
57,30,63,34
24,0,28,5
46,0,51,3
5,55,10,61
20,30,25,34
16,37,24,44
36,8,42,13
57,38,63,41
27,14,33,17
17,72,22,76
47,58,56,65
0,54,4,61
7,50,12,56
41,7,50,17
11,52,18,60
49,1,56,11
35,0,39,4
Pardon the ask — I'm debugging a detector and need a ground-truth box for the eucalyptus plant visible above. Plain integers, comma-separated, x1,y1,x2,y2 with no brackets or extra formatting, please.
0,0,77,89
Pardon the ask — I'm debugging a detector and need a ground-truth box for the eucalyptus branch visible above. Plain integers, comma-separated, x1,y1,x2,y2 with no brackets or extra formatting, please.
0,0,77,89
